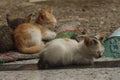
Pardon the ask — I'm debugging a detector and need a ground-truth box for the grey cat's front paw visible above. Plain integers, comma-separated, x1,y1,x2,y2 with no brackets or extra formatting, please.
37,59,49,69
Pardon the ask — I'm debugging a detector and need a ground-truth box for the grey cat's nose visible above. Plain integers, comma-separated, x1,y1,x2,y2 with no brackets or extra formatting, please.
97,51,103,58
97,51,101,54
98,54,102,58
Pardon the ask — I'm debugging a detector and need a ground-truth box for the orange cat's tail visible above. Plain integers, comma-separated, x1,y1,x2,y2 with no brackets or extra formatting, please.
17,42,45,54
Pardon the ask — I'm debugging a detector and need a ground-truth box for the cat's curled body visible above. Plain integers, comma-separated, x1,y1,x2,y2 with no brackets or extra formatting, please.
14,8,57,54
38,33,105,69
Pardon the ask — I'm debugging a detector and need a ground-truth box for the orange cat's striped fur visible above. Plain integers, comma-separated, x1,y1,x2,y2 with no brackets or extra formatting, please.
14,8,57,54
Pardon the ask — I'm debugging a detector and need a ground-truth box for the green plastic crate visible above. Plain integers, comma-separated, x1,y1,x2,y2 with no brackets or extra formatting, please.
103,28,120,58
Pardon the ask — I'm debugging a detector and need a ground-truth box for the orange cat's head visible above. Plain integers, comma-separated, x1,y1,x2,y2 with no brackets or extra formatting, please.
35,7,57,30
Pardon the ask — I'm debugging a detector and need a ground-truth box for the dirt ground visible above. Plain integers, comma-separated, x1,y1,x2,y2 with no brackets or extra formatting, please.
1,0,120,36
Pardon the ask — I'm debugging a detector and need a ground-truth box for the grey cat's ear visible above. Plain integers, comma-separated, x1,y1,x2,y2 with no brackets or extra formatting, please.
84,36,98,47
47,7,53,14
95,32,106,43
84,36,91,47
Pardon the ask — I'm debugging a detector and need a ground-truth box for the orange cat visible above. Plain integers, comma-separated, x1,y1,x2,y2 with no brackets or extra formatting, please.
14,8,57,54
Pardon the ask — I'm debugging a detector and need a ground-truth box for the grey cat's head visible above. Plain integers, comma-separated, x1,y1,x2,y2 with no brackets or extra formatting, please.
83,32,106,59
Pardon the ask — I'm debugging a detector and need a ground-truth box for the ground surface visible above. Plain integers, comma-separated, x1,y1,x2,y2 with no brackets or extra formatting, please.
1,0,120,35
0,58,120,80
1,0,120,80
0,68,120,80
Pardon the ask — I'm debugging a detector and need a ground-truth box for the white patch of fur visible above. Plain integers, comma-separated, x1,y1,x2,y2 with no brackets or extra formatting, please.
26,28,42,45
42,30,56,40
52,17,57,27
41,39,78,65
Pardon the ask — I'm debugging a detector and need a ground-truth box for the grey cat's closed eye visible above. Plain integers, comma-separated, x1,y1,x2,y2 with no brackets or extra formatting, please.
97,51,101,54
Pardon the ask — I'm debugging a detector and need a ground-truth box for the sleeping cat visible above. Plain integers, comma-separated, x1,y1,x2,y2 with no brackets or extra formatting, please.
35,7,57,31
38,32,105,69
0,14,33,53
6,14,32,30
0,20,14,53
14,8,57,54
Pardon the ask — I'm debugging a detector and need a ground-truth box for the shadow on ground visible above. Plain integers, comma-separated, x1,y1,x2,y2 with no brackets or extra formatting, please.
1,60,120,71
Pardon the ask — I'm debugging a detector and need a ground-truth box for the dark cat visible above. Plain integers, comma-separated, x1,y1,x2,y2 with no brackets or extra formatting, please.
6,14,32,30
0,14,32,53
0,22,14,53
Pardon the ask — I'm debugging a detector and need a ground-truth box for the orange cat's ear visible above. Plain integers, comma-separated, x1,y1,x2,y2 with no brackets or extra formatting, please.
47,7,53,13
39,9,46,19
84,36,91,47
95,32,106,43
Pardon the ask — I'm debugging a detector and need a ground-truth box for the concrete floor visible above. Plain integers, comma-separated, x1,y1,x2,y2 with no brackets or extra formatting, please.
0,58,120,80
0,68,120,80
